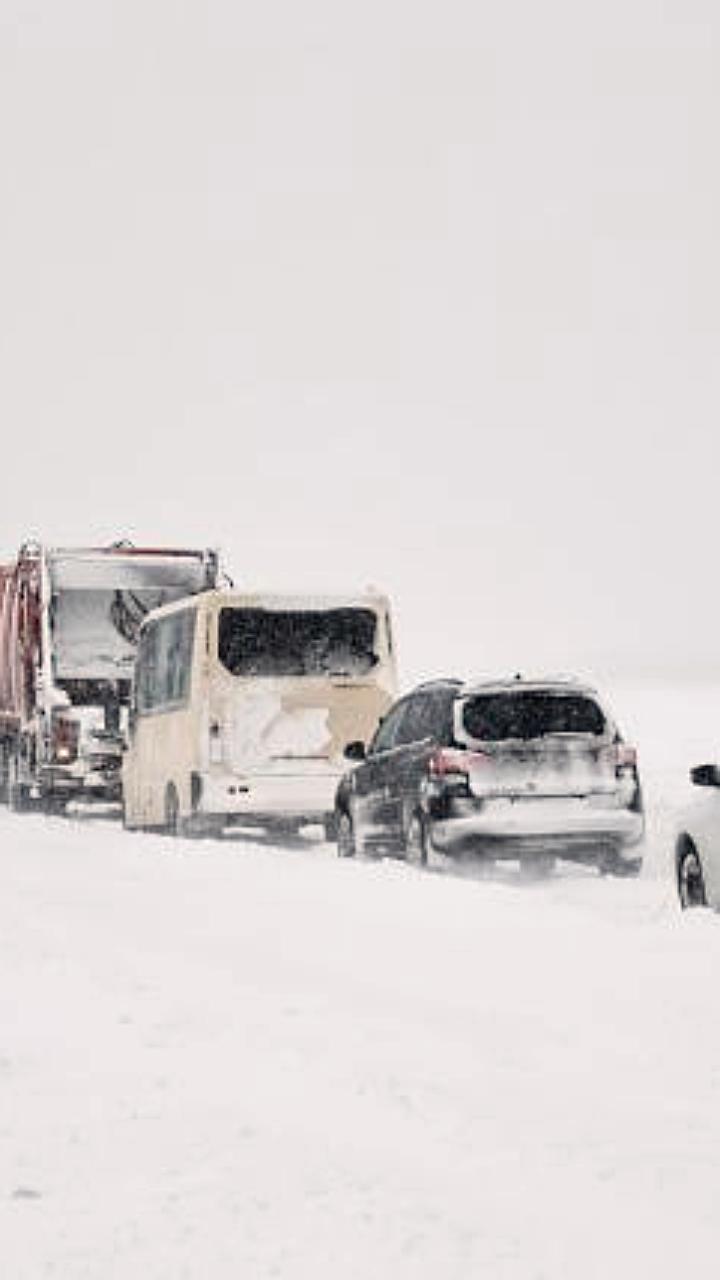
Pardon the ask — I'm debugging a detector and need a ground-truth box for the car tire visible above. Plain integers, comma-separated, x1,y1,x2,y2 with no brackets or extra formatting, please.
405,812,429,867
598,845,643,877
323,814,337,843
677,842,708,909
608,856,643,878
337,811,356,858
520,851,556,878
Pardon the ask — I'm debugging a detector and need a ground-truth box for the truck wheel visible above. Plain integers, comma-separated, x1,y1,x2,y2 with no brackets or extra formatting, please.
8,754,31,812
9,783,31,812
41,792,67,817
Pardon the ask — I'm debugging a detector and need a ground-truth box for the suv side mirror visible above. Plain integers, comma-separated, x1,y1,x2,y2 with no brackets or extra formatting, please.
690,763,720,788
344,740,366,762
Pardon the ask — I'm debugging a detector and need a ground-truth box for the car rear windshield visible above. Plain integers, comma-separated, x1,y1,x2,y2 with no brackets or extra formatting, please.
218,608,379,678
461,690,606,742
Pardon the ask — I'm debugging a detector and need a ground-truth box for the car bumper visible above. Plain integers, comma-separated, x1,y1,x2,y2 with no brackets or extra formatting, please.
430,797,644,856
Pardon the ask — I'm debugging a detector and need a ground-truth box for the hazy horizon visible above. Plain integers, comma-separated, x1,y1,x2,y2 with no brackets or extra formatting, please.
3,1,719,690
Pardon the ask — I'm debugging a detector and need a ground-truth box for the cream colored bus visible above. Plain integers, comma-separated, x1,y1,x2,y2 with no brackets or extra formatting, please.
121,590,397,837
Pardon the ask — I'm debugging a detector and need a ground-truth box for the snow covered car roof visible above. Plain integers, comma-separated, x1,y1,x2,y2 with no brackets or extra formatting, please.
460,674,601,699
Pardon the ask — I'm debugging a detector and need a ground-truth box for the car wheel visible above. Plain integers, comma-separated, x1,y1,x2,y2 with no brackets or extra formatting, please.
405,812,428,866
520,851,556,878
337,811,356,858
598,846,643,877
608,856,643,878
678,843,707,909
323,814,337,843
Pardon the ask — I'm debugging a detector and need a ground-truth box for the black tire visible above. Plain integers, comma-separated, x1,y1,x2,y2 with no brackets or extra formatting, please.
520,851,556,878
7,748,30,811
608,856,643,878
678,843,707,909
164,784,181,836
41,792,68,817
404,811,429,866
184,814,224,840
597,844,642,877
8,773,32,812
336,811,356,858
323,813,337,843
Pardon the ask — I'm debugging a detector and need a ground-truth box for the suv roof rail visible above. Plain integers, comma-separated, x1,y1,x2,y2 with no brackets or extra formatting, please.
411,677,464,692
464,672,597,694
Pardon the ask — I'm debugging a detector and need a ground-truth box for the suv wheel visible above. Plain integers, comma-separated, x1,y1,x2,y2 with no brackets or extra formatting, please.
405,812,428,867
337,812,356,858
520,851,556,878
678,844,707,909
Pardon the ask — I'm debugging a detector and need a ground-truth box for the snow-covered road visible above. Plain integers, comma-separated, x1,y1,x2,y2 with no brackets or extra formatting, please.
2,681,720,1279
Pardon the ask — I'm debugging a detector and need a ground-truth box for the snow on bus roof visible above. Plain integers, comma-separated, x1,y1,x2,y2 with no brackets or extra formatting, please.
140,588,391,625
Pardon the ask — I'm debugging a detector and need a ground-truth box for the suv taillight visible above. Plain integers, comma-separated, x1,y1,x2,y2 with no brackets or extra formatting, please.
428,747,488,794
614,744,637,770
606,743,641,810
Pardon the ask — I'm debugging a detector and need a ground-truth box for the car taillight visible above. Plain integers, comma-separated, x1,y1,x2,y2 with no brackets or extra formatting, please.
601,743,638,773
615,744,637,769
430,748,468,779
52,715,79,764
605,742,640,809
428,747,488,794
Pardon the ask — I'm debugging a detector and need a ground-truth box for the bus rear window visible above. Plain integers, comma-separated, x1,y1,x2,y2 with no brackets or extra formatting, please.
218,608,379,678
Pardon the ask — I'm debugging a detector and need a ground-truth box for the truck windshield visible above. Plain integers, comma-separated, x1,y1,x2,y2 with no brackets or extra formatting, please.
461,691,606,742
218,608,379,678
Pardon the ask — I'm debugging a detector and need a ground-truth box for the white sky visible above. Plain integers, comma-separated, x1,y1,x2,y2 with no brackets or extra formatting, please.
2,1,719,686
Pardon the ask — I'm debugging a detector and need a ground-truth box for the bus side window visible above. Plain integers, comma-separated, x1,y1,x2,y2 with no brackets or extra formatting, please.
136,623,158,714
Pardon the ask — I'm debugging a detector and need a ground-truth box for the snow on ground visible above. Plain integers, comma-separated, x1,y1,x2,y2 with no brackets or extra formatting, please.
2,682,720,1279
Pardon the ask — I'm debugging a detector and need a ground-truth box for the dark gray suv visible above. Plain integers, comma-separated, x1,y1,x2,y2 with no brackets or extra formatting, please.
334,675,644,874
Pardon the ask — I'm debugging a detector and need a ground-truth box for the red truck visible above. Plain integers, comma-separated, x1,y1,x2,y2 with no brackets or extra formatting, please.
0,541,219,811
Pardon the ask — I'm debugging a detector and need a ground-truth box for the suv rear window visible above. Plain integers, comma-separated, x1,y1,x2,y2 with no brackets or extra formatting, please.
461,691,605,742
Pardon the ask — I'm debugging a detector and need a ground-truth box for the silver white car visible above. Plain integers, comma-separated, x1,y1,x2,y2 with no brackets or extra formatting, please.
676,764,720,908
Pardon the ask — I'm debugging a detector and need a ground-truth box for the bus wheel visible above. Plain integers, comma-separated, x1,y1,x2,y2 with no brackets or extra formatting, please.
164,784,181,836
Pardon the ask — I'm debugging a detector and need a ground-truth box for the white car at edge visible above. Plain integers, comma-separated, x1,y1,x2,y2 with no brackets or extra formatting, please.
675,762,720,908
